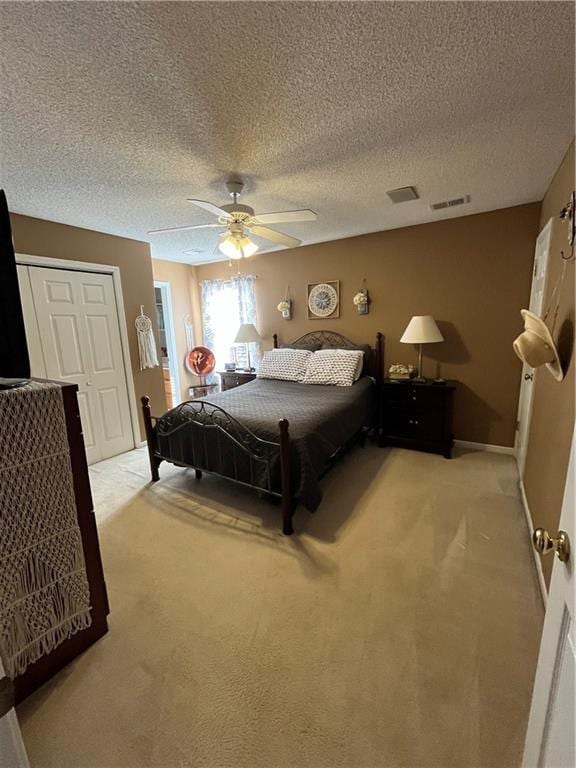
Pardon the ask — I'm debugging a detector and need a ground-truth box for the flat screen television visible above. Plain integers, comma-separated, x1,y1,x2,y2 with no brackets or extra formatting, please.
0,189,30,378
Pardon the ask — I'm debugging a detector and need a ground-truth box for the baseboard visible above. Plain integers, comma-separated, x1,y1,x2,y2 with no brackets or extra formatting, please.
519,478,548,606
454,439,515,456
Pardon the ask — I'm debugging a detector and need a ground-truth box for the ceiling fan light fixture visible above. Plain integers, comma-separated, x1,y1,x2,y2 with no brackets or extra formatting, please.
218,233,258,259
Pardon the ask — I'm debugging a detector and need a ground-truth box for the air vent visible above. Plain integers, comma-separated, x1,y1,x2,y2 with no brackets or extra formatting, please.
387,186,419,204
430,194,471,211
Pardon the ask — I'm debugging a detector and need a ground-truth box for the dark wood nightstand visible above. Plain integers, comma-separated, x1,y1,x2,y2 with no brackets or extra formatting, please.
379,379,457,458
218,370,257,391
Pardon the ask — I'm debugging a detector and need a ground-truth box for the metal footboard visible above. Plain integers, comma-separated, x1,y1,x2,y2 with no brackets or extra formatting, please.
141,396,294,535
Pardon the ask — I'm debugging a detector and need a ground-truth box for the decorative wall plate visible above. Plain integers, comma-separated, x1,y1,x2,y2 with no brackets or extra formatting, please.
307,281,340,319
186,346,216,375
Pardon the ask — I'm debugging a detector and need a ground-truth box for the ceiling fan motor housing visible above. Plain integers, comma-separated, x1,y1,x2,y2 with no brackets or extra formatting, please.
220,203,255,222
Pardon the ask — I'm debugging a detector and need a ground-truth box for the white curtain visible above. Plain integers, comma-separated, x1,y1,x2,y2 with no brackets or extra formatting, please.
201,275,259,374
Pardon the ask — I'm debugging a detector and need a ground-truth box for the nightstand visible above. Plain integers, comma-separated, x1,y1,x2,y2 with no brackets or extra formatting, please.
218,370,257,391
379,379,456,458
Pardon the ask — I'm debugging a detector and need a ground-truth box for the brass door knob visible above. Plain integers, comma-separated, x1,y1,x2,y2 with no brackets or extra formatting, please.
532,528,571,563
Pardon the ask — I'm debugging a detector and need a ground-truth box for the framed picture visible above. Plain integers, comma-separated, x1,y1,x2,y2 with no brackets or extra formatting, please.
307,281,340,319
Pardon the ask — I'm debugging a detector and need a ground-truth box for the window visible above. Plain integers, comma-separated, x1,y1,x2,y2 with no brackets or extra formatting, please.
201,275,259,373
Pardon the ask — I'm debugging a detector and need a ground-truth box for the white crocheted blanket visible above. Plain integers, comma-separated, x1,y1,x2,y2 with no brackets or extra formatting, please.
0,382,92,678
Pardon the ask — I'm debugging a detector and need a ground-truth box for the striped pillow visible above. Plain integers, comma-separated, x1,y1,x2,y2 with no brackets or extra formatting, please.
303,349,363,386
257,348,312,382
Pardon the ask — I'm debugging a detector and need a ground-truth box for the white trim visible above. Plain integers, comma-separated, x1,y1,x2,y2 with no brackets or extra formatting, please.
519,478,548,606
15,252,141,449
454,439,515,456
154,280,181,406
454,439,546,602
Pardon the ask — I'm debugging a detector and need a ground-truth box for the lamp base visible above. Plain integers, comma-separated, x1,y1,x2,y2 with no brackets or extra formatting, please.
412,376,427,384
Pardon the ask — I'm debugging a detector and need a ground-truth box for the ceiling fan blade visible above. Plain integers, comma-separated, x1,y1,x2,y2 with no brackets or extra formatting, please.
187,199,232,218
148,222,223,235
252,209,317,224
251,225,302,248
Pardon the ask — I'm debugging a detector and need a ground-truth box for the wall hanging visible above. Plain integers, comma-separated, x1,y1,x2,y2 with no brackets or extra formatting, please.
184,313,194,353
559,190,575,259
513,310,563,382
277,286,292,320
307,281,339,319
135,306,159,370
353,279,369,315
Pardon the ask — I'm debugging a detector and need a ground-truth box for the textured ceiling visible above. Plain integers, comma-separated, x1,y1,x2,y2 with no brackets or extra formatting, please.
1,1,574,264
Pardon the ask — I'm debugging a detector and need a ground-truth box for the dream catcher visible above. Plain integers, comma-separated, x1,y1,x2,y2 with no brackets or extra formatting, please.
135,306,159,370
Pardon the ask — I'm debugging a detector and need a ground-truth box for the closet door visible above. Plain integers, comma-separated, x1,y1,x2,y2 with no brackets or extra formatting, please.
27,267,133,464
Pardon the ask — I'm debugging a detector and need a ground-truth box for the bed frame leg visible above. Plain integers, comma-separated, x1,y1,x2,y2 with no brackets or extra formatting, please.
141,395,162,482
195,469,202,480
279,418,293,535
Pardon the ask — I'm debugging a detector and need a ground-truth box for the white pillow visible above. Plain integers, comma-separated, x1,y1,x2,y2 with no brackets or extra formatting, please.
314,348,365,381
257,348,312,382
302,349,363,387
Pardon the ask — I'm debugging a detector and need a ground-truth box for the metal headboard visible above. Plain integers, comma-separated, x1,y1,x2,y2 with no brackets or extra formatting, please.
272,330,383,384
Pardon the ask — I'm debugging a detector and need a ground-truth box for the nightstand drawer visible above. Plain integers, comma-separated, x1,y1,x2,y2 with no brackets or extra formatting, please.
383,408,444,440
382,384,445,407
218,371,257,391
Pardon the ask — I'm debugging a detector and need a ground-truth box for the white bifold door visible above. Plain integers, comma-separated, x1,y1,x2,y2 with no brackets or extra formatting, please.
17,265,134,465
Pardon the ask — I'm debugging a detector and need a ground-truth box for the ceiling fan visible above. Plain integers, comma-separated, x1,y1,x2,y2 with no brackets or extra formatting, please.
148,180,318,259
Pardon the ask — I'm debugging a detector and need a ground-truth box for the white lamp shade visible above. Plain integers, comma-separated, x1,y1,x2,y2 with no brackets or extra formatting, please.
400,315,444,344
234,323,261,344
218,234,258,259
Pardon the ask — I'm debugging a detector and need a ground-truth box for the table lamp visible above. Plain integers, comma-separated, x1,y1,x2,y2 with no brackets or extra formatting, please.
400,315,444,382
233,323,261,371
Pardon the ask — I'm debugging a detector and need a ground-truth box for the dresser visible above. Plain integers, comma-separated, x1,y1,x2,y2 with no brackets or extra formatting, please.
379,379,456,458
218,370,257,391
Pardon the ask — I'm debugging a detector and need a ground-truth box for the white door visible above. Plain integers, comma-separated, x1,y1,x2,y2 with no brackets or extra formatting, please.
24,266,133,464
523,427,575,768
516,219,553,475
0,659,30,768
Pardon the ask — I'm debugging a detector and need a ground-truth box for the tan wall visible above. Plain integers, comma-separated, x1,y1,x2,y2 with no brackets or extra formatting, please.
523,141,575,588
152,259,203,403
10,213,166,439
197,203,541,446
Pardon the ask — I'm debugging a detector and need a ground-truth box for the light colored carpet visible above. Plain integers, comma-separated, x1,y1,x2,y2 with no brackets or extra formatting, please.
18,444,544,768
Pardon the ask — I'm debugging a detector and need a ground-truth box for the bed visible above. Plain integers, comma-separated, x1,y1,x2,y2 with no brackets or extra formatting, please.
141,330,383,534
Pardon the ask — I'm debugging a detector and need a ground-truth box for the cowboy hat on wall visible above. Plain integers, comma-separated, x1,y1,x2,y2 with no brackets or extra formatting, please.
513,309,564,382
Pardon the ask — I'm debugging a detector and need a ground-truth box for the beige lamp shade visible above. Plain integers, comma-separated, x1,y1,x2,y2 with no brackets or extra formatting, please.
400,315,444,344
234,323,261,344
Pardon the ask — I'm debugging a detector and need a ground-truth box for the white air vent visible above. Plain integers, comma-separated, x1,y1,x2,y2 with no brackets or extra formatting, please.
430,194,471,211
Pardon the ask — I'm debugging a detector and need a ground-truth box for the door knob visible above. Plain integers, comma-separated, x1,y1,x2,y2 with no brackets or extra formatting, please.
532,528,571,563
524,373,534,381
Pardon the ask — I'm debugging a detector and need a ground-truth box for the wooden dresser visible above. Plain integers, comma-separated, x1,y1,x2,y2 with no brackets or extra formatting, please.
379,379,456,458
218,371,257,391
